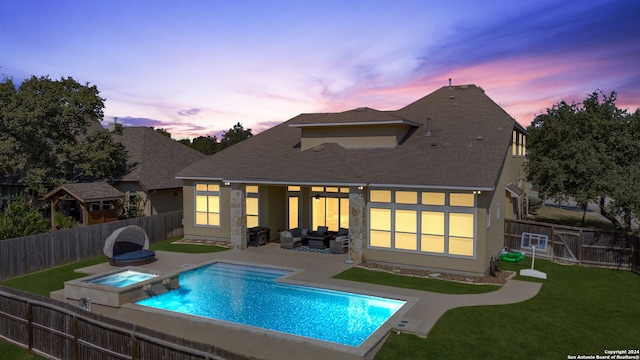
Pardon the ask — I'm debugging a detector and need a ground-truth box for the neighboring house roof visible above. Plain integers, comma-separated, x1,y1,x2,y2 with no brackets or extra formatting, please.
43,182,124,203
177,84,521,190
112,127,207,191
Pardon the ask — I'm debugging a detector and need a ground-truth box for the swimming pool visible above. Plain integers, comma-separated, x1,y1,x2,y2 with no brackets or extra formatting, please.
88,270,158,288
135,262,405,347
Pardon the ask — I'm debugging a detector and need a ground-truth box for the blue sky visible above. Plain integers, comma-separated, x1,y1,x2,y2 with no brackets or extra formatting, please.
2,0,639,139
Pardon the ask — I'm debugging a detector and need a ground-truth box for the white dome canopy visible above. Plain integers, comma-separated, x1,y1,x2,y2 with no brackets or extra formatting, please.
103,225,150,258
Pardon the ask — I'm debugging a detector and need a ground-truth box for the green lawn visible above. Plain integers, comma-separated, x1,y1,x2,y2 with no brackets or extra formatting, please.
333,267,500,294
530,204,614,229
0,341,46,360
368,258,640,359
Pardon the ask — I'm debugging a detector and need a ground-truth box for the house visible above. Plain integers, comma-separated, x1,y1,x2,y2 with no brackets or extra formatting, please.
110,126,208,216
176,84,528,276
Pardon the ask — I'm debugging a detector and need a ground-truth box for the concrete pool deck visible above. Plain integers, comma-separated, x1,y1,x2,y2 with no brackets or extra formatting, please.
61,243,542,359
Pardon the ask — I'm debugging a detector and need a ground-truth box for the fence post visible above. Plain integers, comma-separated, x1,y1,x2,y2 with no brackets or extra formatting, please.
578,229,583,266
131,333,139,360
74,315,80,360
27,302,33,355
550,224,555,262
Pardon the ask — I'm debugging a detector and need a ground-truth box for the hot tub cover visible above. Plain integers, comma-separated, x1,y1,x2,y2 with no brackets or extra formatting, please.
103,225,150,258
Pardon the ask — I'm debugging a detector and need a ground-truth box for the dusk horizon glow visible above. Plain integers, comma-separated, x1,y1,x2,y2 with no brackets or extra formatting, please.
2,1,639,139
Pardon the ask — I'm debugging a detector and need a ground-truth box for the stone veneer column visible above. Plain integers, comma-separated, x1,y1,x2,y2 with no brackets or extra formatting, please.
349,187,366,263
230,184,247,249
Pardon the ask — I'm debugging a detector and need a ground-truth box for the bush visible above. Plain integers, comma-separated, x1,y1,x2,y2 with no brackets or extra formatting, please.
528,195,543,213
0,197,49,239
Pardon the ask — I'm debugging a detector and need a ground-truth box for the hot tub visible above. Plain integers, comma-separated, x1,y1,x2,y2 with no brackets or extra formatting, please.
63,267,179,308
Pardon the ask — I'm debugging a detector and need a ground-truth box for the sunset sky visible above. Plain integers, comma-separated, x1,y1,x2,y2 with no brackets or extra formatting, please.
2,1,639,139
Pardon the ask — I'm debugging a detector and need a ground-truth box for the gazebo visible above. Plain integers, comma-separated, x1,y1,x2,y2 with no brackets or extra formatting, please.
43,182,125,228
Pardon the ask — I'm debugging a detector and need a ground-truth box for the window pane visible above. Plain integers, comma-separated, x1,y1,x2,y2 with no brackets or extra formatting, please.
288,186,300,192
246,186,258,193
450,193,474,207
246,197,259,216
449,237,474,256
396,191,417,204
395,210,416,233
370,208,391,231
196,184,207,191
395,232,417,250
311,187,324,192
449,213,474,238
207,184,220,192
195,196,208,212
312,198,326,229
421,211,444,235
421,235,445,253
195,212,208,225
247,215,259,228
370,230,391,248
340,187,349,193
370,190,391,203
325,187,338,193
208,196,220,213
340,198,349,229
422,192,445,206
326,197,339,231
208,213,220,226
289,197,299,228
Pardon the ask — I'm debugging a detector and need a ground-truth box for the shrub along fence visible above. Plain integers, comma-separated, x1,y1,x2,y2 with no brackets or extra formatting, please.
504,218,638,271
0,286,249,360
0,211,184,281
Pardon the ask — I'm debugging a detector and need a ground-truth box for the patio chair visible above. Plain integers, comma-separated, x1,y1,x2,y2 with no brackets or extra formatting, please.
280,231,302,249
315,226,329,236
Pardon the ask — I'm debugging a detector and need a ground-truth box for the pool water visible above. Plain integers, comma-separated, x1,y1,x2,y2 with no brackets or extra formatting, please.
136,262,405,347
88,270,158,288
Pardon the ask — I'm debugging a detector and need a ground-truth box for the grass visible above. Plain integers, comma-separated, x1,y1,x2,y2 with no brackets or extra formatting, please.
0,256,107,297
333,267,499,294
149,238,230,253
0,237,228,296
372,258,640,360
0,341,46,360
530,204,615,229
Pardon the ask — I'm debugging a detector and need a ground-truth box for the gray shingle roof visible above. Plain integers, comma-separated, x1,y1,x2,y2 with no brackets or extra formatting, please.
43,182,124,202
177,85,519,190
113,127,207,190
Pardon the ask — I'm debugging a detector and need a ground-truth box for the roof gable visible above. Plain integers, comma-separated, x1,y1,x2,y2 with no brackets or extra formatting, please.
43,182,124,202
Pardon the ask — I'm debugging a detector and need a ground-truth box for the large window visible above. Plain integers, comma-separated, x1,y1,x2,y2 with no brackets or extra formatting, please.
195,183,220,226
369,190,476,257
246,186,259,228
311,187,349,231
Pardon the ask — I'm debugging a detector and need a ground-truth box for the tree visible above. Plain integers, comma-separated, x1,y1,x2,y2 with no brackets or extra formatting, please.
0,196,49,239
219,122,252,150
190,135,219,155
0,76,128,196
154,127,171,137
600,108,640,230
179,123,252,155
526,91,639,230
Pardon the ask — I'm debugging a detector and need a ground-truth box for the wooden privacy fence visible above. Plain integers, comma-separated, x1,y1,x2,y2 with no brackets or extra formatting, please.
0,287,249,360
0,211,184,281
504,218,638,270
